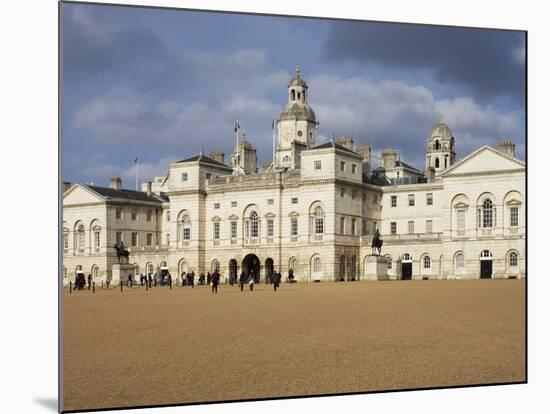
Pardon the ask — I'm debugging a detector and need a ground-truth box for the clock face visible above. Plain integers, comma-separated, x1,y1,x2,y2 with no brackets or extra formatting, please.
297,130,303,137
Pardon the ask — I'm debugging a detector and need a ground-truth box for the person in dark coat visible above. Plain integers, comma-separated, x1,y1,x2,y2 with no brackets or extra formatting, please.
167,272,172,287
288,268,294,283
199,273,205,285
272,270,281,291
206,272,211,286
190,271,195,288
211,270,220,294
239,271,246,291
87,274,92,290
148,273,153,288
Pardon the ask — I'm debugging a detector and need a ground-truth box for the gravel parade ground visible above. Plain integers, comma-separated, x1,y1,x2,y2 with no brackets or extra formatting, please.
63,279,525,411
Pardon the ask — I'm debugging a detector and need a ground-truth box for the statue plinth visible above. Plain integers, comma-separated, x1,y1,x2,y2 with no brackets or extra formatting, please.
111,263,135,283
363,256,389,281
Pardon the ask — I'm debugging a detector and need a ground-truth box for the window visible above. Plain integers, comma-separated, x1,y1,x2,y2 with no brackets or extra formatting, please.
267,219,274,237
206,173,212,179
115,208,122,219
455,253,465,269
182,216,191,240
297,130,303,137
289,257,297,272
510,207,519,227
212,260,220,273
63,232,69,249
314,160,321,170
250,211,259,238
214,203,220,209
352,190,357,200
408,194,415,207
77,224,85,250
166,234,170,245
408,221,415,234
457,210,466,230
351,218,356,236
92,266,99,279
426,220,433,233
115,232,122,244
509,252,518,267
231,201,237,208
283,155,290,162
131,232,138,246
340,161,345,171
166,210,170,222
146,210,152,221
291,218,298,236
340,217,345,234
94,230,100,248
426,193,433,206
352,164,357,174
313,257,321,272
387,258,393,270
390,222,397,235
181,173,188,182
267,199,274,205
362,219,367,236
146,233,152,246
373,195,378,204
482,199,493,227
391,195,397,207
314,207,324,234
213,222,220,240
340,188,345,198
291,197,298,204
423,256,431,269
131,209,137,220
435,158,440,168
230,221,237,239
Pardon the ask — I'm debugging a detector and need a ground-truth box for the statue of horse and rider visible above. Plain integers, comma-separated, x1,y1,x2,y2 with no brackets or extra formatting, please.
371,229,383,256
113,241,130,263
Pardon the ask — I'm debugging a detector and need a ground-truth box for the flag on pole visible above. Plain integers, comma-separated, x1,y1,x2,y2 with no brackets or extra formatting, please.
234,120,240,133
272,119,274,130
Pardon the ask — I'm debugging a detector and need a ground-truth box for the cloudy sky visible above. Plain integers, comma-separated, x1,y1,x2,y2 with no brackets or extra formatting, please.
62,3,525,187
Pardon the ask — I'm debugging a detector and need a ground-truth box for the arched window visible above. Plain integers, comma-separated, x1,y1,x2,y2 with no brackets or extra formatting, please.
250,211,258,238
182,216,191,240
423,256,431,269
147,263,154,275
313,257,321,272
435,140,440,150
509,252,518,267
289,257,297,272
402,253,412,262
435,158,440,168
291,89,296,101
455,253,465,269
212,260,220,273
63,267,67,279
283,155,290,162
482,199,493,228
77,224,85,250
314,206,324,234
387,258,393,270
92,265,99,279
480,250,492,258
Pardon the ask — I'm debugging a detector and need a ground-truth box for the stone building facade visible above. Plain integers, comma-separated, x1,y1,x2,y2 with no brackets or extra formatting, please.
62,68,525,285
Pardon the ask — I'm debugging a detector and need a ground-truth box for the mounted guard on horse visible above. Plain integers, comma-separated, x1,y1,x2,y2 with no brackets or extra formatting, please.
371,229,383,256
113,241,130,263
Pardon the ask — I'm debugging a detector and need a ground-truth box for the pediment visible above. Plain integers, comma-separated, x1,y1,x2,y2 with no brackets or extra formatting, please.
227,214,239,221
63,184,105,206
442,146,525,177
264,212,276,219
506,199,523,206
211,215,222,222
453,201,469,209
288,211,300,217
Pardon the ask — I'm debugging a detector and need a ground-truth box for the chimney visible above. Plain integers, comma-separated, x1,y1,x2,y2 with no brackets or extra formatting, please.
356,144,371,162
146,181,152,196
498,140,516,158
263,162,272,172
336,136,354,150
209,151,225,164
381,149,398,170
63,182,71,193
110,176,122,190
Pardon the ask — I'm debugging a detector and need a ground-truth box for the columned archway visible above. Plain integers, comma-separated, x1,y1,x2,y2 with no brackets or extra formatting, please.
229,259,238,280
242,254,261,283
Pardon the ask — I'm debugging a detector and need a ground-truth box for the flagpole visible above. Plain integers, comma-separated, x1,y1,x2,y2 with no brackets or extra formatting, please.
135,158,139,191
272,118,275,165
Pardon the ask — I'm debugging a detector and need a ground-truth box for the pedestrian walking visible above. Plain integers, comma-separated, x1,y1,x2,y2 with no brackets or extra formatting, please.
239,271,246,291
288,268,294,283
190,271,195,288
272,270,281,291
206,272,211,286
148,273,153,288
211,270,220,294
248,272,255,291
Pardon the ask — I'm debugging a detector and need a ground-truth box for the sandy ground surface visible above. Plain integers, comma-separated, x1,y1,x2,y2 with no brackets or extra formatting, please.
63,279,525,411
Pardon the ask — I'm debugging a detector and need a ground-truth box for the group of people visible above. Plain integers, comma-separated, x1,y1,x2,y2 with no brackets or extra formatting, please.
73,273,92,290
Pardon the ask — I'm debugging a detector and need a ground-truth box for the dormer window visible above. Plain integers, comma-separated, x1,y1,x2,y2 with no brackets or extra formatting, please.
181,173,188,182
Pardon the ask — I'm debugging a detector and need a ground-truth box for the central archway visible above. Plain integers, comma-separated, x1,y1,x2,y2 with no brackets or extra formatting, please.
242,254,261,283
265,258,274,283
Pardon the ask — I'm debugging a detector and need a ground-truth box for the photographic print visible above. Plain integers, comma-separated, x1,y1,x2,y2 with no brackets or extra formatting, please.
61,1,526,412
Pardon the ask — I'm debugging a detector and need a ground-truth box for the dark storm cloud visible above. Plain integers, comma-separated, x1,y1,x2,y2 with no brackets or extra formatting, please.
324,21,525,102
62,4,166,80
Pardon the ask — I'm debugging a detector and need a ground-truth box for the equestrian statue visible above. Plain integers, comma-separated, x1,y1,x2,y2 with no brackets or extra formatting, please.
371,229,383,256
113,241,130,263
